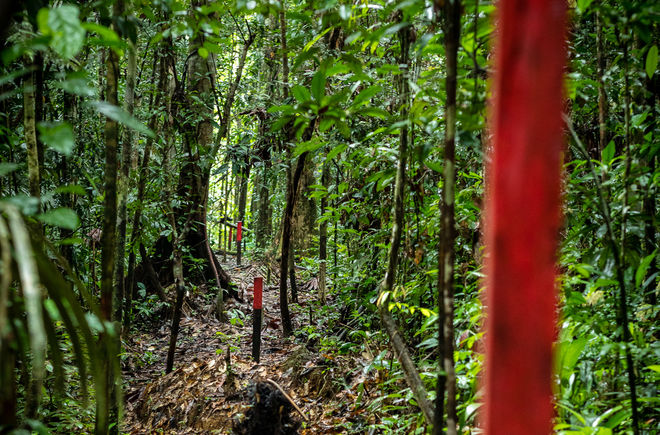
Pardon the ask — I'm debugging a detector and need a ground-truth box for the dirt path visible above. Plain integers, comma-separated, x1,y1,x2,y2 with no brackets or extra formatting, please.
121,259,375,434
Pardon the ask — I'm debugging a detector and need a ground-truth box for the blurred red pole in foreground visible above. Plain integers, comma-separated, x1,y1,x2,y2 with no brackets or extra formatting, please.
483,0,566,433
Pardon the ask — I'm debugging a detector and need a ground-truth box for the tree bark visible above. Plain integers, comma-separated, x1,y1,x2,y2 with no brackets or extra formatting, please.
318,160,329,304
96,2,123,431
279,150,309,336
434,2,460,433
23,65,41,227
114,37,137,328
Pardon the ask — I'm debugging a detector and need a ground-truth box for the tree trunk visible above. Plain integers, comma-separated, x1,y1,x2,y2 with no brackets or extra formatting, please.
125,43,164,329
376,23,434,426
114,37,137,328
24,64,41,231
435,2,460,433
96,2,122,429
318,160,329,304
279,150,309,336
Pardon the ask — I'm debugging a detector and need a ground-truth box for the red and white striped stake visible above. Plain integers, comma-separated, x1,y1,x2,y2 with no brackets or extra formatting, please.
483,0,566,433
252,276,263,362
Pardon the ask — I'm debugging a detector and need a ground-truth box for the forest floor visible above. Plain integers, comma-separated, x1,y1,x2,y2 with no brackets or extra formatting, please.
121,258,386,434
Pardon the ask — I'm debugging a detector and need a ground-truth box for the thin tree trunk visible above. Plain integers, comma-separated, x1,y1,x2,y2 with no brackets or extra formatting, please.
435,2,460,433
125,46,163,329
114,38,137,328
96,1,122,429
318,160,329,304
596,11,607,155
166,212,187,373
377,24,434,426
24,66,41,232
279,150,309,336
617,33,640,435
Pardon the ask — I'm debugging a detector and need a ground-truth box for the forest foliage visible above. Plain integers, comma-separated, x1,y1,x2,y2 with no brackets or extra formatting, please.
0,0,658,433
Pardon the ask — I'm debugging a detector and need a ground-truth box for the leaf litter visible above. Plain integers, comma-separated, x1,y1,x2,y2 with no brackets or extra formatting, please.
122,258,389,434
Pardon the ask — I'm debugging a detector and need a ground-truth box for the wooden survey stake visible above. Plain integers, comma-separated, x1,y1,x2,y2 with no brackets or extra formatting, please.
252,276,263,362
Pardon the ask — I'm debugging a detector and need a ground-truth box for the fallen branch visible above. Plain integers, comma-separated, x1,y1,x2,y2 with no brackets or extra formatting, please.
265,379,308,422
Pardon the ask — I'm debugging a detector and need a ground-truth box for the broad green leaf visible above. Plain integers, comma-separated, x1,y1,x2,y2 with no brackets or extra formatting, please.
635,251,656,288
425,159,443,173
576,0,594,14
198,47,209,58
82,22,120,43
601,140,614,164
291,85,310,103
557,337,587,381
646,45,658,79
37,208,80,230
647,365,660,374
327,143,347,160
56,75,96,97
0,162,20,177
356,106,388,119
353,85,381,107
303,27,332,52
37,5,86,59
54,184,86,196
293,138,325,157
37,122,74,156
311,70,326,102
89,101,155,138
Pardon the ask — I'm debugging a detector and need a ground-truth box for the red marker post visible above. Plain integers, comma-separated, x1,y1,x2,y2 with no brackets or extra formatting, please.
483,0,566,433
252,276,263,362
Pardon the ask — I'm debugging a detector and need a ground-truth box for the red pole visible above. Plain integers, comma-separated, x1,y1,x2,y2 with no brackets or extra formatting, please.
237,221,242,242
483,1,566,434
252,276,263,362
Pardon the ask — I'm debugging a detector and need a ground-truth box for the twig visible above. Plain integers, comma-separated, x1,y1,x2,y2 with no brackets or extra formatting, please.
265,379,308,422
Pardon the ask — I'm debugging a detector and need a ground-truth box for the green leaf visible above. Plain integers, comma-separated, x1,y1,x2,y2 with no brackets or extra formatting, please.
37,122,74,156
356,106,389,119
198,47,209,58
576,0,594,14
0,162,20,177
311,70,326,102
327,143,347,160
291,85,310,103
425,159,443,173
54,184,86,196
37,208,80,230
635,251,656,288
601,140,614,164
56,75,96,97
293,138,325,157
353,85,381,107
89,101,155,138
38,5,86,59
646,45,658,79
557,337,587,381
